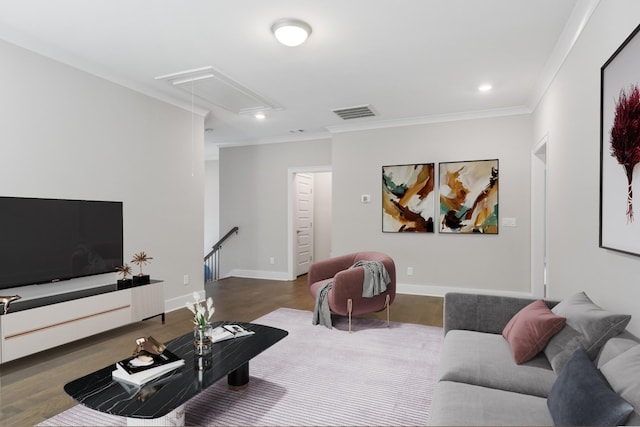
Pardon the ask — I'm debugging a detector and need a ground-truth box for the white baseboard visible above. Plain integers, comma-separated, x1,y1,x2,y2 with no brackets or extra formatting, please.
217,271,534,299
165,289,206,313
226,269,291,281
396,282,534,298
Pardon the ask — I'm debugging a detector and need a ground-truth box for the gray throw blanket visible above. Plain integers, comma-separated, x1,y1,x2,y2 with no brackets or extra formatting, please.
312,261,391,329
312,281,334,328
352,260,390,297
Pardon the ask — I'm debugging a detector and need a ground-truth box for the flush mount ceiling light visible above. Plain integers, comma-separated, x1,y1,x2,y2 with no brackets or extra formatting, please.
478,84,493,92
271,18,312,47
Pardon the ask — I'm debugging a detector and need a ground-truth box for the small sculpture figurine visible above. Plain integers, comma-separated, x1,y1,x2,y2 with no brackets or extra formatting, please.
0,295,21,315
116,264,133,288
132,336,166,357
116,264,132,279
131,251,153,276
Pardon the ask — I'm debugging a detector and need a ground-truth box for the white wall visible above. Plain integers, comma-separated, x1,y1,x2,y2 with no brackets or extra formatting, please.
332,115,533,295
0,38,205,310
219,139,332,279
204,159,220,253
533,0,640,334
219,117,531,295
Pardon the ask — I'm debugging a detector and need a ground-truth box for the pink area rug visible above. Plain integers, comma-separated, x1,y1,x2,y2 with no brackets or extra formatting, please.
40,308,443,426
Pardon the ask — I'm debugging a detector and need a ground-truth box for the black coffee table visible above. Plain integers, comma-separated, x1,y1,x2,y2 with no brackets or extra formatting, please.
64,321,288,423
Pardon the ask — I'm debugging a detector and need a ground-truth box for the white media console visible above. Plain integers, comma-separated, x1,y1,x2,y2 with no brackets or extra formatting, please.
0,280,164,363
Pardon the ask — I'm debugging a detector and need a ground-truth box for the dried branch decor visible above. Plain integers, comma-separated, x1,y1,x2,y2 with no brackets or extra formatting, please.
610,84,640,223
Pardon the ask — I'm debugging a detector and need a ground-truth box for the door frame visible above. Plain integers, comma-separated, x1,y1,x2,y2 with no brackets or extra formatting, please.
531,135,549,298
287,165,332,280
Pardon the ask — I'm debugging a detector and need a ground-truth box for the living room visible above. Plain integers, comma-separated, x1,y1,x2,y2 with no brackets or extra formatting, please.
1,0,640,425
216,0,640,337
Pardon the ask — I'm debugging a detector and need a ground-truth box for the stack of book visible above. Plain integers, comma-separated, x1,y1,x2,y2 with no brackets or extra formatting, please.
112,348,184,386
210,324,255,343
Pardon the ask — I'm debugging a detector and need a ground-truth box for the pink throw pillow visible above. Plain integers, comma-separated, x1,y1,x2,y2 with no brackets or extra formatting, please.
502,300,566,364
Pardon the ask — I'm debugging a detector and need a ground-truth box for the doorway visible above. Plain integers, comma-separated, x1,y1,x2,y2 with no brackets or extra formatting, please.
287,166,332,280
531,137,548,298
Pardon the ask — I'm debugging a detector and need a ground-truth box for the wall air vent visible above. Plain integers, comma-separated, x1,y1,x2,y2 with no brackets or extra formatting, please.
332,104,376,120
156,66,282,115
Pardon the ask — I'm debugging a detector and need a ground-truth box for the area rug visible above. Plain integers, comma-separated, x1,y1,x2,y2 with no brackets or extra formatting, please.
40,308,443,426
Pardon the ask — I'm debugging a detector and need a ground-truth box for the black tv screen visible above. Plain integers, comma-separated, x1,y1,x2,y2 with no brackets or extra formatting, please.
0,197,123,290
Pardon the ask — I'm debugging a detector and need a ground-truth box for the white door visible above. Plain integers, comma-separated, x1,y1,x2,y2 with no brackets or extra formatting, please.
295,173,314,276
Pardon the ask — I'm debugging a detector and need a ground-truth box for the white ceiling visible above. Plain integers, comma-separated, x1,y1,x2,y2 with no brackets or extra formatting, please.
0,0,598,158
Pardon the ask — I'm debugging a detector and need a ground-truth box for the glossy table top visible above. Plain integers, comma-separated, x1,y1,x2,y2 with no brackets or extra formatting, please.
64,321,288,419
1,280,163,315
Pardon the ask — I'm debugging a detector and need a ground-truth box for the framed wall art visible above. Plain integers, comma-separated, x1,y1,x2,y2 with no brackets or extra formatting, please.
439,159,499,234
600,23,640,256
382,163,434,232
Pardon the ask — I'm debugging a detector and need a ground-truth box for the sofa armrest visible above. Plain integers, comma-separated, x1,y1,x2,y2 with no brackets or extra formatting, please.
307,254,356,286
444,292,559,335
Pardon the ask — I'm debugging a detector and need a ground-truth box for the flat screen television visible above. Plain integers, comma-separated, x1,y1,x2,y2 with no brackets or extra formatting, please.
0,197,123,290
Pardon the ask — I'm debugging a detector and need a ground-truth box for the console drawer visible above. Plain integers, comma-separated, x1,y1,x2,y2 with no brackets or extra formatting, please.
1,290,131,362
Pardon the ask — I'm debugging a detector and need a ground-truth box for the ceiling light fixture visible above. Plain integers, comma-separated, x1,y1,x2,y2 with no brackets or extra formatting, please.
254,112,266,120
478,84,493,92
271,18,312,47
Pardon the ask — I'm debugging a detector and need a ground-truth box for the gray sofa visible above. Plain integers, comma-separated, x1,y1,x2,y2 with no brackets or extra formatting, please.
428,292,640,426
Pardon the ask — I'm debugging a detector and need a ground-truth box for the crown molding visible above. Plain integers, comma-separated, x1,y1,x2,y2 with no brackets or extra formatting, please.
0,32,210,117
527,0,601,110
214,129,332,150
326,105,532,135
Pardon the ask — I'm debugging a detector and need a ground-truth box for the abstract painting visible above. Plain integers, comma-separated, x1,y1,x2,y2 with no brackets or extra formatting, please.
600,23,640,256
439,159,499,234
382,163,434,232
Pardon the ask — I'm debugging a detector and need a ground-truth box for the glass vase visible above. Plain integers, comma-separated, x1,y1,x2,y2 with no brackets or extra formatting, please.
193,323,213,356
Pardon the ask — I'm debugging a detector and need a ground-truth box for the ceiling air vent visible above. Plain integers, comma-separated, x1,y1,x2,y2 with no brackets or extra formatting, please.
332,104,376,120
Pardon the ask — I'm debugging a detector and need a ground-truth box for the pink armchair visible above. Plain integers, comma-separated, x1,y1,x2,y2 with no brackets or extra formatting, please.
308,251,396,331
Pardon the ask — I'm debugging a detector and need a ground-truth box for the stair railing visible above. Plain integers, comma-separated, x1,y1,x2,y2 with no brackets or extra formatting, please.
204,226,239,283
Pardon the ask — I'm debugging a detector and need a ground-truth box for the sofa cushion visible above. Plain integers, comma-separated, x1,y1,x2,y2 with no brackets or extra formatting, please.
429,381,553,426
502,299,566,364
544,291,631,373
597,332,640,368
443,293,558,335
547,348,633,426
601,344,640,426
438,330,556,398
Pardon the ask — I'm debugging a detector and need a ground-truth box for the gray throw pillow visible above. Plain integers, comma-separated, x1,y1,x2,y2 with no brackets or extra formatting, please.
547,348,633,426
543,292,631,373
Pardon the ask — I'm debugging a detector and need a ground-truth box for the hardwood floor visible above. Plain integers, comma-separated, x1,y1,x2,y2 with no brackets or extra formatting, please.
0,275,443,426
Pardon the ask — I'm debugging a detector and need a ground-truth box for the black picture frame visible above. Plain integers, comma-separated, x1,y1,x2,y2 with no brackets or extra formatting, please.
438,159,499,234
600,23,640,256
382,163,435,233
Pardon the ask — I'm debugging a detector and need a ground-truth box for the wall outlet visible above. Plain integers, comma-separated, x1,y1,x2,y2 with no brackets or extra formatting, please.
361,194,371,204
183,274,189,285
407,267,413,276
269,257,275,265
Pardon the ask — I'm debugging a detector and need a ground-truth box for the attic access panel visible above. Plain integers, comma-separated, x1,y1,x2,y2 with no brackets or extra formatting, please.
156,66,282,115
